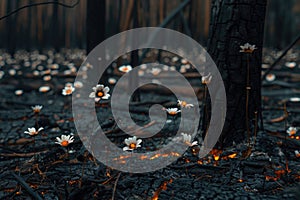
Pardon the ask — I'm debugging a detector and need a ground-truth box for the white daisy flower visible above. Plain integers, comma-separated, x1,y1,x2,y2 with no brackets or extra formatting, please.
24,127,44,136
140,64,147,70
289,97,300,102
181,59,188,64
165,108,181,116
169,66,176,71
43,75,52,81
89,84,110,102
285,62,296,69
179,65,187,73
39,85,51,93
55,135,74,147
50,64,59,69
33,70,40,76
149,68,161,76
62,84,75,96
108,78,116,85
172,56,179,62
201,73,212,85
0,71,5,79
9,69,16,76
181,133,198,147
123,136,142,151
295,150,300,158
31,105,43,113
15,89,23,96
118,65,132,73
74,81,83,88
240,43,257,53
287,127,297,136
266,74,276,82
138,70,145,76
177,100,194,108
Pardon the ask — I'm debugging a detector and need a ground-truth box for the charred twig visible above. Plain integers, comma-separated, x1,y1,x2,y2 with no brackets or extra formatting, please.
262,34,300,81
0,150,48,157
111,172,121,200
11,172,43,200
170,163,228,170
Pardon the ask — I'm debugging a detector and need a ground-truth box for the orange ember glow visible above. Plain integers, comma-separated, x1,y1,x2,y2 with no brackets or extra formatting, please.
210,149,222,161
228,153,237,159
150,152,180,160
275,170,285,177
213,155,220,161
265,176,278,181
139,155,148,160
151,179,173,200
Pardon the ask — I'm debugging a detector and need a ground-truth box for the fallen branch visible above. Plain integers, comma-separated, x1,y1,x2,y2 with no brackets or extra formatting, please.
0,150,48,157
11,172,43,200
112,172,121,200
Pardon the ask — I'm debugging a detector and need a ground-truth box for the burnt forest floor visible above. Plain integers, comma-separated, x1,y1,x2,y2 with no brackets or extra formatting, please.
0,48,300,200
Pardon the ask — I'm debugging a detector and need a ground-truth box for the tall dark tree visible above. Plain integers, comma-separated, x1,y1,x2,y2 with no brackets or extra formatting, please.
86,0,105,53
205,0,267,147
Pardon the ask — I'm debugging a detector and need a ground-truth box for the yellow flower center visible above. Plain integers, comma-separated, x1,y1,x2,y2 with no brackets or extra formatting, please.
123,67,128,71
181,101,187,106
61,141,69,147
33,109,40,113
97,91,104,97
244,48,253,53
169,111,177,115
290,130,296,135
66,88,72,94
129,143,136,149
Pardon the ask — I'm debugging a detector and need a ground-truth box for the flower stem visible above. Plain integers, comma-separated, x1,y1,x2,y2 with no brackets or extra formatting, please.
246,54,251,146
253,111,258,147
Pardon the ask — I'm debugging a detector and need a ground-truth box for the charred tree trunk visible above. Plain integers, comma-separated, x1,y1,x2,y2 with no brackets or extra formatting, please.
7,0,16,54
86,0,105,53
205,0,267,147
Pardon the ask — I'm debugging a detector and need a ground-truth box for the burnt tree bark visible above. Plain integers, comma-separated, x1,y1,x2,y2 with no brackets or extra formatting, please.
86,0,105,53
205,0,267,147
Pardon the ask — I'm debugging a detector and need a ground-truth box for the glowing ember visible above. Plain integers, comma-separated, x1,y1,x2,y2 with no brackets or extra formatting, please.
228,153,237,159
213,155,220,161
151,179,173,200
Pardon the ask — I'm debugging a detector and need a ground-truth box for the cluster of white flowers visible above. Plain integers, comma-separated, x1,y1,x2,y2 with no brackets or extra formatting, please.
25,105,74,147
